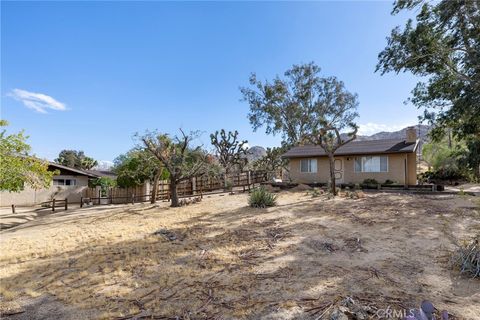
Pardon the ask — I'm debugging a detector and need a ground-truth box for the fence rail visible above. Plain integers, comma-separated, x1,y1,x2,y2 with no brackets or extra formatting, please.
80,170,271,207
39,198,69,211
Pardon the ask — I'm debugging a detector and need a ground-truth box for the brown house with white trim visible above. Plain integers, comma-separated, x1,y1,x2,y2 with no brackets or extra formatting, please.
283,127,419,185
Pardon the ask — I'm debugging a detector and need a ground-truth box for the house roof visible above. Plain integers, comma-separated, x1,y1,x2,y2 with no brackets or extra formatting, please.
282,139,418,158
85,170,117,178
48,162,100,178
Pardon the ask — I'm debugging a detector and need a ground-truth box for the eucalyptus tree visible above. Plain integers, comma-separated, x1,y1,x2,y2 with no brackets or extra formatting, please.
377,1,479,142
241,63,359,195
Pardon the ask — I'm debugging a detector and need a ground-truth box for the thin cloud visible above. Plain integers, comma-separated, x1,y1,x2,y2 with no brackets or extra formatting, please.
8,89,67,113
358,122,411,136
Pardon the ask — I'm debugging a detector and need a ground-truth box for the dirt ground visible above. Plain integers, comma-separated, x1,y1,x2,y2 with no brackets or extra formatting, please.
0,191,479,319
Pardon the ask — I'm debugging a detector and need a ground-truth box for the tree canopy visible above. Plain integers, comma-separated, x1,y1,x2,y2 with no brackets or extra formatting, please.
376,0,480,141
113,149,166,189
241,62,359,194
140,130,209,206
55,150,98,170
0,120,56,192
241,62,331,146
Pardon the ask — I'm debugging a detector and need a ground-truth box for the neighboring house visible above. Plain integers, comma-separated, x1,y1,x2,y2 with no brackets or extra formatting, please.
0,163,103,207
283,127,419,185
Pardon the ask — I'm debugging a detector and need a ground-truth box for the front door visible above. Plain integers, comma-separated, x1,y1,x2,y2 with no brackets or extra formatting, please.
334,159,344,183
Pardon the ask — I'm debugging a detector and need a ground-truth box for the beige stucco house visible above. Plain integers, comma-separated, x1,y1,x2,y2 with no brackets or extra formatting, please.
0,163,99,207
283,127,419,185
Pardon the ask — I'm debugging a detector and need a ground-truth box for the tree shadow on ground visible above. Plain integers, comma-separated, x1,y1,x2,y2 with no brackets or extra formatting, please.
1,192,479,319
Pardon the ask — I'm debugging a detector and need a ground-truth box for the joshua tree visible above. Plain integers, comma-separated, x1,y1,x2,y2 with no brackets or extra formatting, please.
210,129,248,173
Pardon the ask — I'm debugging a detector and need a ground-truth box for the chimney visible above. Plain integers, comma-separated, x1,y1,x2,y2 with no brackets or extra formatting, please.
405,126,417,143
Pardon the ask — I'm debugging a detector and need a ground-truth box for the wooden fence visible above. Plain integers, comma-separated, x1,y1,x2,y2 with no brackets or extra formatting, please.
80,170,270,207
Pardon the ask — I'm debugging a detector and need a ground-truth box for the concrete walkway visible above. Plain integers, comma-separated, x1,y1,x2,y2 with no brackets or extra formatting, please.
444,183,480,196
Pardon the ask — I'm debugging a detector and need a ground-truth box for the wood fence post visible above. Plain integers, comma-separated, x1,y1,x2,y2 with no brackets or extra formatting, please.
131,194,135,204
191,177,196,195
110,193,113,205
248,171,251,190
65,198,68,210
11,204,15,214
80,197,83,208
52,199,56,212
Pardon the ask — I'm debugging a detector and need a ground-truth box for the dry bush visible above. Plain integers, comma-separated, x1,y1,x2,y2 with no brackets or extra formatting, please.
451,236,480,278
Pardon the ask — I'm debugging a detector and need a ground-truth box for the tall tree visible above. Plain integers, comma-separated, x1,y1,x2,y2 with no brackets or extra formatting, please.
376,0,480,141
140,129,209,207
210,129,248,174
305,77,359,195
241,62,325,146
113,149,167,203
0,120,56,192
241,63,359,195
55,150,97,170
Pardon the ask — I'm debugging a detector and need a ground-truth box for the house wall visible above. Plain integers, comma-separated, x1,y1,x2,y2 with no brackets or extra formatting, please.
0,175,90,207
288,153,417,185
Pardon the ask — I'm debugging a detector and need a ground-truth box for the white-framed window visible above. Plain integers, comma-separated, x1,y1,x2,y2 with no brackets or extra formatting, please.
53,179,77,186
300,159,317,173
354,156,388,173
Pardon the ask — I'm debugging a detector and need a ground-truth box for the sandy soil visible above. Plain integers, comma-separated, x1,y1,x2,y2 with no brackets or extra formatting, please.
0,191,479,319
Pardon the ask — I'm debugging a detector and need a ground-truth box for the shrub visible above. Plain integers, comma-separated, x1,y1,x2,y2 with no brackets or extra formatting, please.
362,178,378,185
384,179,396,185
451,236,480,278
309,188,323,198
249,187,277,208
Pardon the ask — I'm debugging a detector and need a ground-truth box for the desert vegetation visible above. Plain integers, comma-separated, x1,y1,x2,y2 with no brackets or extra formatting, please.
0,191,478,319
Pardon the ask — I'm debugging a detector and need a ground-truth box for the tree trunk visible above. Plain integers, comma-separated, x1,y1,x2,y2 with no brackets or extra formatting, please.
170,180,179,207
150,173,160,204
328,154,337,196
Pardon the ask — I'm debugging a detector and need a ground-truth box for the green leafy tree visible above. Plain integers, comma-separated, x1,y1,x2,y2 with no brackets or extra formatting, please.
113,149,168,203
241,63,359,195
55,150,97,170
252,147,289,177
210,129,248,174
140,129,209,207
89,177,117,197
0,120,56,192
241,62,326,146
376,1,479,141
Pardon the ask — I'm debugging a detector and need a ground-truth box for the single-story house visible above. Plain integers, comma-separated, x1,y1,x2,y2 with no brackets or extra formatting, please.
282,127,419,185
0,163,102,207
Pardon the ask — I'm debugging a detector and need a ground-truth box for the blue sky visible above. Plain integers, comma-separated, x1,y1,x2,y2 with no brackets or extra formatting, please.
1,1,421,165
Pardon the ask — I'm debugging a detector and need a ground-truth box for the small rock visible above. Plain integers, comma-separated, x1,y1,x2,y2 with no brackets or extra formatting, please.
153,228,178,241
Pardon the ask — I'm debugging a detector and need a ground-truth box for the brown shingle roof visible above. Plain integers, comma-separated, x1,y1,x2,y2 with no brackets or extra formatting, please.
282,139,417,158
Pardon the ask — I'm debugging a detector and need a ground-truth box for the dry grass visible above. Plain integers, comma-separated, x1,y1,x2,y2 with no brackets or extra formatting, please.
0,191,479,319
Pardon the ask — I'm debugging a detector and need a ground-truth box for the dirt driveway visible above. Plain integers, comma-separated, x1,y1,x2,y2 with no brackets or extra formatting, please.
0,191,479,319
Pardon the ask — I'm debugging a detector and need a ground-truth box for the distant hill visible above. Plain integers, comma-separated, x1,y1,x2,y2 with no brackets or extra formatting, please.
354,125,431,144
246,146,267,163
